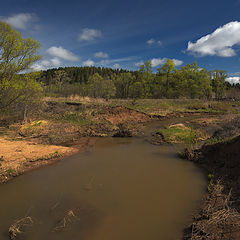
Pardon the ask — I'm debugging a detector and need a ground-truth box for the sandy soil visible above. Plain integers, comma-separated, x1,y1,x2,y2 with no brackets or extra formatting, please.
0,136,96,183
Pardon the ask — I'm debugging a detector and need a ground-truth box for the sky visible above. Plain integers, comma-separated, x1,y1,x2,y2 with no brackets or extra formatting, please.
1,0,240,83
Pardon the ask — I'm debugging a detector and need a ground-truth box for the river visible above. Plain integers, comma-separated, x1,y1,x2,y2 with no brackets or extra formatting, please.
0,123,205,240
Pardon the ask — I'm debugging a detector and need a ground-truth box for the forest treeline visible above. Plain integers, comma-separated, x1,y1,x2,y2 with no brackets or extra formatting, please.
39,60,240,100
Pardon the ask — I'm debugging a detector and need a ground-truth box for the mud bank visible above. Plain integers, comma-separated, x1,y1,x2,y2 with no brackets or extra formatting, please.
0,137,96,184
182,135,240,239
0,106,153,184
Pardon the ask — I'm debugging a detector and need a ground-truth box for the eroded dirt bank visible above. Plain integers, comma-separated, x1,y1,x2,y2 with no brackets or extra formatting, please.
182,134,240,239
0,105,153,184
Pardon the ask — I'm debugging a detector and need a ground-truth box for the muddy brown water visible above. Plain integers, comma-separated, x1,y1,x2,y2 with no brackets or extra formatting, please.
0,123,205,240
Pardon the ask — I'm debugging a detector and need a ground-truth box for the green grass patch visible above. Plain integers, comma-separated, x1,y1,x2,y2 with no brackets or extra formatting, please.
158,125,198,144
204,137,223,146
58,112,92,126
207,174,215,192
25,120,48,129
5,167,19,177
109,99,238,115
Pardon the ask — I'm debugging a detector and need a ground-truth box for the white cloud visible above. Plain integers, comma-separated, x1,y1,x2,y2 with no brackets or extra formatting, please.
147,39,155,45
82,59,95,66
99,56,136,66
32,57,62,71
32,46,79,71
230,72,240,76
134,61,144,67
94,51,109,58
150,58,183,67
46,46,79,61
172,59,183,66
113,64,120,69
78,28,102,41
187,21,240,57
1,13,37,30
50,57,62,66
147,38,162,46
151,58,167,67
226,77,240,84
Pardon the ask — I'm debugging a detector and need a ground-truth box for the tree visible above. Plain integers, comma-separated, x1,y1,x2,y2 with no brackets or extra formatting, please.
113,72,135,98
157,59,175,97
138,61,154,97
175,62,212,99
87,73,116,99
211,70,227,100
0,21,42,111
52,70,71,91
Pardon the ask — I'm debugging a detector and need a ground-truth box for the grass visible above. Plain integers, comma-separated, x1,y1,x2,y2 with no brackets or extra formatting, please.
25,120,47,129
207,174,215,192
108,99,239,115
44,96,239,116
204,137,223,145
6,167,19,177
28,151,61,162
158,125,199,144
57,111,92,126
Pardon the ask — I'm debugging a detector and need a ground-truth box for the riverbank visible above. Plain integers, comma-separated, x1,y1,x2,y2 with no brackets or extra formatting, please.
181,119,240,239
0,137,97,183
0,98,238,183
0,99,156,183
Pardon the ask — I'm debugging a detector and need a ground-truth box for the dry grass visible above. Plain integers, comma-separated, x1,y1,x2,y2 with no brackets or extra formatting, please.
52,209,80,232
44,96,107,105
9,216,34,240
189,181,240,240
0,136,77,175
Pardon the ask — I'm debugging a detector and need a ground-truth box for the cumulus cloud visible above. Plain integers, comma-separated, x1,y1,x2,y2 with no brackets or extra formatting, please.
151,58,183,67
134,61,144,67
82,59,95,66
32,46,79,71
172,59,183,66
1,13,37,30
151,58,166,67
230,72,240,76
187,21,240,57
226,76,240,84
147,39,155,45
113,64,120,69
94,51,109,58
46,46,79,61
147,38,162,46
32,57,62,71
78,28,102,41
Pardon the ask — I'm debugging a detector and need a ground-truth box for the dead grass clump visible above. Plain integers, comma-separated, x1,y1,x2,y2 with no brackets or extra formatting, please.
52,209,80,232
189,181,240,240
9,216,33,240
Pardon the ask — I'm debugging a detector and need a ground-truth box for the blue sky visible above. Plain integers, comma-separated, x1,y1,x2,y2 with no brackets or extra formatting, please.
1,0,240,83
